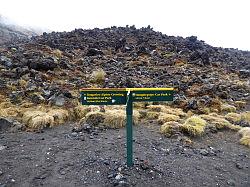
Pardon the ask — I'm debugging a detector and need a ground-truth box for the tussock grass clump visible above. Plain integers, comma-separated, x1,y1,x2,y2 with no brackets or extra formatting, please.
225,113,242,123
0,101,12,108
103,109,140,128
158,113,180,125
22,108,69,130
18,79,28,88
241,111,250,123
0,101,21,117
82,109,140,129
84,111,106,126
72,105,99,119
181,116,206,136
91,69,106,83
146,105,186,117
47,109,69,125
22,111,54,130
234,101,246,109
103,109,126,128
200,113,241,130
53,49,63,58
221,104,236,113
238,127,250,147
210,98,222,113
0,109,8,117
145,112,160,120
160,121,181,137
133,102,147,109
146,105,164,112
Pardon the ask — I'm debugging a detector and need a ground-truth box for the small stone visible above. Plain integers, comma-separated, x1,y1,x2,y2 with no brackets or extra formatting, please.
71,132,78,137
55,95,66,106
79,136,85,141
86,48,104,56
118,167,122,172
227,179,236,186
107,174,114,179
0,171,3,175
103,160,110,165
115,173,123,180
118,180,129,187
0,145,7,151
83,124,92,133
0,118,13,132
199,149,209,156
236,163,243,169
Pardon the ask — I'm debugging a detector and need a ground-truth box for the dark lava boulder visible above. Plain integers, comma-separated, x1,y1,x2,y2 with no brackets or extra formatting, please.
28,57,58,71
86,48,104,56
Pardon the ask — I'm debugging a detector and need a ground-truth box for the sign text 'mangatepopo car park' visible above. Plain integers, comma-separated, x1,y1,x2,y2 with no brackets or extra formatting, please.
80,88,174,167
81,88,173,105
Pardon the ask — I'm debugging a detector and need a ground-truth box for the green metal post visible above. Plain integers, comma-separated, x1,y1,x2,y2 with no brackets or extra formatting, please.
126,91,133,167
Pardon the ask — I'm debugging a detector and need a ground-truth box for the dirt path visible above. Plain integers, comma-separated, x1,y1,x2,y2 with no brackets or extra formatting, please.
0,123,250,187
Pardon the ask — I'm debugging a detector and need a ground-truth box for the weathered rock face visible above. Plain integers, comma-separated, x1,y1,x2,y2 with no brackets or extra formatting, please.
0,26,249,112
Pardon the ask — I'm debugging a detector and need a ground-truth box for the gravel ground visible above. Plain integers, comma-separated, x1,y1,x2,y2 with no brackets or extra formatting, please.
0,122,250,187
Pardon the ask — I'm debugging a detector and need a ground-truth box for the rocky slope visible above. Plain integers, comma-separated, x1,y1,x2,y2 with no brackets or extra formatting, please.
0,26,249,143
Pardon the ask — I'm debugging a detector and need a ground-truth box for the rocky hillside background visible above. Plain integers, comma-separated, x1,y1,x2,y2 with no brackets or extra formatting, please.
0,26,250,146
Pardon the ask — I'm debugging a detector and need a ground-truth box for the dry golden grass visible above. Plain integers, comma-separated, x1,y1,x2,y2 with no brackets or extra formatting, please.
146,105,186,117
158,113,180,125
225,113,242,123
238,127,250,147
21,108,69,130
0,101,12,108
82,108,140,129
221,104,236,113
210,98,222,113
174,59,187,66
103,109,140,128
105,105,125,111
133,102,147,109
234,101,246,109
18,79,28,88
84,111,106,126
181,116,206,136
0,101,20,117
0,108,8,117
52,49,63,58
145,112,160,120
22,110,53,130
200,113,240,130
47,109,69,125
146,105,164,112
241,111,250,123
91,69,106,83
160,121,181,137
6,84,17,91
72,105,99,119
103,109,126,128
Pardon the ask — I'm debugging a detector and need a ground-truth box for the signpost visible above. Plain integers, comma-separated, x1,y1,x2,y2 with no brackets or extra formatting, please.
80,88,174,167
